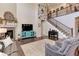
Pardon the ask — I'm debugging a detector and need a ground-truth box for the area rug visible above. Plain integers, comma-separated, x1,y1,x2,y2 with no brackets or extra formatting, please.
20,39,55,56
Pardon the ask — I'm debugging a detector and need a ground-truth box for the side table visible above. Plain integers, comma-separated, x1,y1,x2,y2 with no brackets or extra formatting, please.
48,30,58,40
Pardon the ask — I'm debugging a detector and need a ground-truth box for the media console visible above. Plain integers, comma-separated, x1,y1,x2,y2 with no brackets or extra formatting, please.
21,24,36,39
21,30,36,39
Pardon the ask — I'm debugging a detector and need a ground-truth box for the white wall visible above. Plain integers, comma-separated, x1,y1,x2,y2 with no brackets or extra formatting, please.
34,4,42,37
0,3,41,39
0,3,17,39
16,3,41,38
0,3,16,18
55,12,79,37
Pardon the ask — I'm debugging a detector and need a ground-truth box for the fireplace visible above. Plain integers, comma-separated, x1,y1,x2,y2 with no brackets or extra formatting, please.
5,30,13,39
0,24,16,40
4,27,15,40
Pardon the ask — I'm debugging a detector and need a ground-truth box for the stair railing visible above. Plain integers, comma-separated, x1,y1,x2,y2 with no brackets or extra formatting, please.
51,4,79,18
48,18,73,37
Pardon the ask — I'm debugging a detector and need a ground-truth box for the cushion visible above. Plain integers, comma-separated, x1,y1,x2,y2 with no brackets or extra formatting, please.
0,36,13,48
58,40,71,53
66,37,75,43
63,44,71,55
55,41,62,48
4,42,18,56
46,43,60,51
67,37,79,44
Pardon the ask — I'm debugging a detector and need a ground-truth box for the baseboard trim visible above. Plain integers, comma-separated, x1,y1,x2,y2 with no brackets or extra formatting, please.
36,36,48,39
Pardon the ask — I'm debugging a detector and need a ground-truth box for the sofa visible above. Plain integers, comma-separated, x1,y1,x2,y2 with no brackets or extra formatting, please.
45,37,79,56
0,36,19,56
4,41,18,56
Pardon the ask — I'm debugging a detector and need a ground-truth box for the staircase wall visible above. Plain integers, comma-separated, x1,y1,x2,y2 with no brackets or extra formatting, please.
54,12,79,37
43,21,68,39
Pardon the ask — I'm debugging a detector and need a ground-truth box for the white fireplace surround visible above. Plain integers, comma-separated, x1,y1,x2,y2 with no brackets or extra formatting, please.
0,24,16,40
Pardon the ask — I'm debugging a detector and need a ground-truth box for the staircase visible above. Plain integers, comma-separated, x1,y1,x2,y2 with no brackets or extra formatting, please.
47,4,79,37
47,18,73,37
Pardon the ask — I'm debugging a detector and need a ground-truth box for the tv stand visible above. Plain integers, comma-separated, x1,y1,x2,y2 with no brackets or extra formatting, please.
21,30,36,39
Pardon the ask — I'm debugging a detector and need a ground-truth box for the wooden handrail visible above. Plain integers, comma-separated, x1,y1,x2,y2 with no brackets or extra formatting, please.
71,28,73,37
50,4,79,18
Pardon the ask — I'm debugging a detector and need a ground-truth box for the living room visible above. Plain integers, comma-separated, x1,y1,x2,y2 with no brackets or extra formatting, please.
0,3,79,56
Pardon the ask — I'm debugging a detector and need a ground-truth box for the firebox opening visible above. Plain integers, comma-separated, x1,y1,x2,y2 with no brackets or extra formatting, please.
5,30,13,39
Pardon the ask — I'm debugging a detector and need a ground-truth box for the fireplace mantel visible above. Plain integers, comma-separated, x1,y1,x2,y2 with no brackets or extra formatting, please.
0,23,17,28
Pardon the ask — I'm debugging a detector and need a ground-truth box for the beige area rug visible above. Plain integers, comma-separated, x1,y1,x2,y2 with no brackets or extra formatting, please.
20,40,45,56
20,39,55,56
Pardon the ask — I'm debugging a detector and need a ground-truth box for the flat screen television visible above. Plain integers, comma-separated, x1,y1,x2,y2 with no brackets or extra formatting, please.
22,24,33,31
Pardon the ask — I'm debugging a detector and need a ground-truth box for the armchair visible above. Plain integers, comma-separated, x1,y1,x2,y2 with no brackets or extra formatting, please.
45,36,79,56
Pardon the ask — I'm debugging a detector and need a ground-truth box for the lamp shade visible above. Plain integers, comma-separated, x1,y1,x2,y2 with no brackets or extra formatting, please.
0,28,7,33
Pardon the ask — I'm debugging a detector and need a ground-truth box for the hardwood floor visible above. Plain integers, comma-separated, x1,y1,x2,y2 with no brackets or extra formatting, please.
16,41,25,56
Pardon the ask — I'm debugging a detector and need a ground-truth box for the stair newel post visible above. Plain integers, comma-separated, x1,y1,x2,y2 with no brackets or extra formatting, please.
71,28,73,37
55,20,57,28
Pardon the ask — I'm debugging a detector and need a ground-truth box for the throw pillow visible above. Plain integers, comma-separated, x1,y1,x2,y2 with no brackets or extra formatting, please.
0,36,13,48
